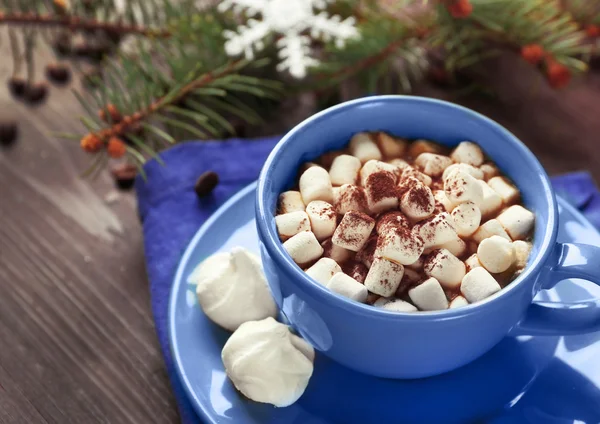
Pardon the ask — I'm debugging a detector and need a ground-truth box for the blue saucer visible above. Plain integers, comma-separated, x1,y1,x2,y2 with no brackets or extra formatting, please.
169,183,600,424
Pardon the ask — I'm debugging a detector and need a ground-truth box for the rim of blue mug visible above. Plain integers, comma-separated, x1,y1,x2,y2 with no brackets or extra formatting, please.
256,95,558,320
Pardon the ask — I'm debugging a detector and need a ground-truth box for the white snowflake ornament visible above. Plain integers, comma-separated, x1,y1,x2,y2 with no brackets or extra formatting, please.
218,0,360,78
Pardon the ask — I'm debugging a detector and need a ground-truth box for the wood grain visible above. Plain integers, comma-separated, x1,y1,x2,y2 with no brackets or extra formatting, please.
1,30,599,424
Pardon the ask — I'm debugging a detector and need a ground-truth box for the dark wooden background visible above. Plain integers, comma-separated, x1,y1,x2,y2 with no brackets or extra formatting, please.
0,44,599,423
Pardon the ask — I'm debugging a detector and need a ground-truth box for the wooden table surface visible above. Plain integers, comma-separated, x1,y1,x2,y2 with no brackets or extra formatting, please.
0,46,599,423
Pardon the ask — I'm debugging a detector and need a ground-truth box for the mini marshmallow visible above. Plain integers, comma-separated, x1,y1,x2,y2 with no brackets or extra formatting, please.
299,166,334,205
413,213,459,250
374,297,417,312
461,267,501,303
488,176,520,204
441,237,467,257
477,180,503,218
306,200,337,241
300,162,320,174
424,249,466,289
278,191,305,214
465,253,482,271
433,190,455,213
366,171,399,213
478,235,515,273
480,163,499,181
444,169,484,205
451,201,481,237
319,150,345,169
275,211,311,240
376,132,407,158
496,205,535,240
283,231,324,265
442,163,485,181
513,240,533,269
449,296,469,309
376,211,410,235
366,293,381,305
356,236,378,268
408,139,442,157
321,238,352,263
360,160,400,185
349,133,382,163
347,261,369,283
306,258,342,285
364,257,405,297
472,219,511,243
415,153,454,177
388,158,410,170
329,154,362,186
401,166,433,187
400,180,435,221
408,278,449,311
376,226,424,265
327,273,368,302
451,141,484,167
332,211,375,252
334,184,367,214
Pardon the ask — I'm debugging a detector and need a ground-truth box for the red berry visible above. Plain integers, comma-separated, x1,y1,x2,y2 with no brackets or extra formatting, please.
546,59,571,89
521,44,545,65
447,0,472,18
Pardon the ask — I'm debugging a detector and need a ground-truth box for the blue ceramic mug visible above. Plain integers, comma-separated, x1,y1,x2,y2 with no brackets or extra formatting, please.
255,96,600,379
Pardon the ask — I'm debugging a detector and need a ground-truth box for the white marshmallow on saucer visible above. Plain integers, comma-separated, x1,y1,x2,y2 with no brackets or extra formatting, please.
433,190,455,213
445,169,484,205
496,205,535,240
365,171,399,213
278,191,305,214
306,257,342,285
306,200,337,241
321,238,352,263
361,160,400,186
400,179,435,221
221,317,314,407
299,166,334,205
194,247,277,332
477,235,515,273
465,253,482,271
364,257,405,297
451,141,484,167
401,166,433,187
275,211,311,240
329,154,362,186
476,180,503,218
441,237,467,257
480,163,499,181
376,211,410,235
451,201,481,237
449,296,469,309
376,226,424,266
413,213,459,250
374,297,417,312
334,184,367,214
408,139,442,157
442,163,484,181
376,132,407,158
472,219,511,243
349,133,382,163
424,248,466,289
415,153,453,177
283,231,324,265
327,273,368,302
408,278,449,311
388,158,410,170
461,267,501,303
332,211,375,252
513,240,533,269
488,176,520,204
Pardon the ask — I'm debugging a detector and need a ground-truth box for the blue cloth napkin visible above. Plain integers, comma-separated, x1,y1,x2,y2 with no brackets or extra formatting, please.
135,138,600,424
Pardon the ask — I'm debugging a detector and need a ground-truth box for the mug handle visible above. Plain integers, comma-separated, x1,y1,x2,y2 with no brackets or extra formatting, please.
513,242,600,336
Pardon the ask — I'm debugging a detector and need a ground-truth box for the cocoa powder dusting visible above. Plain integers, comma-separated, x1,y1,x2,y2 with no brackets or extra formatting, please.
376,211,409,234
406,184,433,212
343,261,369,283
366,171,398,203
336,211,375,246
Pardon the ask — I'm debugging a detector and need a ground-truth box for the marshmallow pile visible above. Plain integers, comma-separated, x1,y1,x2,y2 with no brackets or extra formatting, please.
277,133,535,311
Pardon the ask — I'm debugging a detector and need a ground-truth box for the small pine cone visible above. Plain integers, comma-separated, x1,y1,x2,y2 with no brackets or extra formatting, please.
586,25,600,38
107,137,127,158
24,83,49,105
0,120,18,147
546,59,571,89
521,44,545,65
447,0,472,18
8,77,27,98
46,63,71,85
81,134,103,153
98,104,122,123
